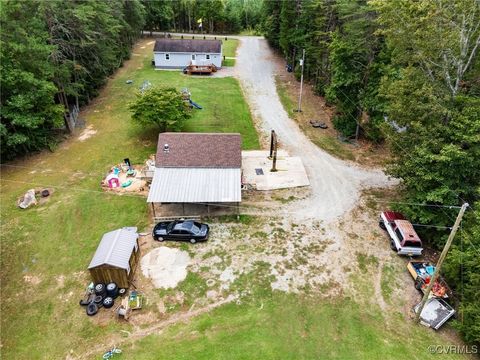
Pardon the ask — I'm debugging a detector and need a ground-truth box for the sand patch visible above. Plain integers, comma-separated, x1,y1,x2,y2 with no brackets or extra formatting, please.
141,247,190,289
78,125,97,141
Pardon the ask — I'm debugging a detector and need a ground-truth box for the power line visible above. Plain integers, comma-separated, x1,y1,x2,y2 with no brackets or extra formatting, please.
0,178,463,231
0,178,263,211
332,85,471,208
368,199,462,209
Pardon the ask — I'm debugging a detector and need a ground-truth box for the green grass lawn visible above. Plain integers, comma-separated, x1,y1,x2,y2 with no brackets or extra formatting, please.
118,293,467,360
0,39,258,360
221,38,239,58
222,58,236,67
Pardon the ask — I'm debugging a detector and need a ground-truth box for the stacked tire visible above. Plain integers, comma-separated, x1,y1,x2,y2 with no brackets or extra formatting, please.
95,283,107,297
106,282,119,298
81,283,122,316
84,283,107,316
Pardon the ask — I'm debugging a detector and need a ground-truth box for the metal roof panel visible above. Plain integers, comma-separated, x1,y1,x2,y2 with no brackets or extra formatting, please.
88,228,138,270
147,168,241,203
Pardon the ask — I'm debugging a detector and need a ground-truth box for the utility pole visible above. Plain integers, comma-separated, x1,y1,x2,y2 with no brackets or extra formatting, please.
415,202,469,323
295,49,305,112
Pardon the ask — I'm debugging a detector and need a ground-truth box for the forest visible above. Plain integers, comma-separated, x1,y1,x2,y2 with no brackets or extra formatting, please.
0,0,478,345
262,0,479,343
1,0,145,159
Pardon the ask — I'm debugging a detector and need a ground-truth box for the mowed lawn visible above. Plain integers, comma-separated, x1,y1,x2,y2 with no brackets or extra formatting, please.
0,38,257,360
222,38,239,58
122,294,468,360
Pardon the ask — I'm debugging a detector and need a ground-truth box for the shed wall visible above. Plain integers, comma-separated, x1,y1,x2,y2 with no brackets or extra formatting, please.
89,266,130,288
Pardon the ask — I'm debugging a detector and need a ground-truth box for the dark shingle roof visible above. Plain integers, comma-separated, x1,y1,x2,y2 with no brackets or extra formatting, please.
156,133,241,168
153,39,222,53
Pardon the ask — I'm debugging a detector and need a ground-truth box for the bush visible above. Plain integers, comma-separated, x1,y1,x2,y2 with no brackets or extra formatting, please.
332,113,357,137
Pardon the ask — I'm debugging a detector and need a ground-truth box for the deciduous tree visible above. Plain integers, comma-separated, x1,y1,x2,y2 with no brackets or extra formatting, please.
129,87,191,131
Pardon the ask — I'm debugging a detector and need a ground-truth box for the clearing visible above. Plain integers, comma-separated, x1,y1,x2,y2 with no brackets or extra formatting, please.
0,35,472,360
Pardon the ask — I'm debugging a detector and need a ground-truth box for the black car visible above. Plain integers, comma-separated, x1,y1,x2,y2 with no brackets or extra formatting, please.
153,220,209,243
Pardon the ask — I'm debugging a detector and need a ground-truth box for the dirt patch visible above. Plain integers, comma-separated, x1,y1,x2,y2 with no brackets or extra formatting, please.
23,274,41,286
78,125,97,141
56,274,66,288
141,247,190,289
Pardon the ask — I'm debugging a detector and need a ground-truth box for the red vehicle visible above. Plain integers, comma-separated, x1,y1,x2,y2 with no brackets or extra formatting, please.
379,211,423,256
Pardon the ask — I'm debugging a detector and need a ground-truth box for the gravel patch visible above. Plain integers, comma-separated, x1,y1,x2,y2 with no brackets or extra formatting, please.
141,247,190,289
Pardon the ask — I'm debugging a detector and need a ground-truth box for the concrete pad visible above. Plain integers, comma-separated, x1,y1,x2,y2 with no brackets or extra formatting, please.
242,150,310,191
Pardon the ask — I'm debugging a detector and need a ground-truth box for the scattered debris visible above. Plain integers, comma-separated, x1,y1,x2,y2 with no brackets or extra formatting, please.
309,120,328,129
117,290,144,320
18,189,37,209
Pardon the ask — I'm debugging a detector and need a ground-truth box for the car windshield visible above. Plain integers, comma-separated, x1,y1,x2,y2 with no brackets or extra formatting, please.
192,225,201,234
167,222,175,232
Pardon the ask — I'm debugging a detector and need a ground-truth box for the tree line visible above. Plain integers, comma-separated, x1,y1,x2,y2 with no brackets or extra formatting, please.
262,0,479,343
0,0,145,160
142,0,263,34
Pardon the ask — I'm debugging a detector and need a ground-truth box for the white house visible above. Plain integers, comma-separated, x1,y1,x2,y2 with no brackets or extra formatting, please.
153,39,222,69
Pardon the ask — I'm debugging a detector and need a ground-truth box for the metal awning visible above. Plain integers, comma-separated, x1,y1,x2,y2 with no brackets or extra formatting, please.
147,167,241,203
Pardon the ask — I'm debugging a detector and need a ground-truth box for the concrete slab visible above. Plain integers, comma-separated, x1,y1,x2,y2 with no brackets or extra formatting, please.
242,150,310,191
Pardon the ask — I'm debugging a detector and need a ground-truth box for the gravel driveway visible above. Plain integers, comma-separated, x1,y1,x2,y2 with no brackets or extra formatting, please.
234,36,396,222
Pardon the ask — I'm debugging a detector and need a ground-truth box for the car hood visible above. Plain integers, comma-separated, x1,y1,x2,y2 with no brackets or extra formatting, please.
200,224,209,235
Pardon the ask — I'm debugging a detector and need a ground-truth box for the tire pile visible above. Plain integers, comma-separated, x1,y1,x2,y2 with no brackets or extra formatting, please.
79,282,126,316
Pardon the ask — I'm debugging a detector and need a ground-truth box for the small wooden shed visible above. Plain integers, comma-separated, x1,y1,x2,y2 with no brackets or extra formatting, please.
88,228,140,288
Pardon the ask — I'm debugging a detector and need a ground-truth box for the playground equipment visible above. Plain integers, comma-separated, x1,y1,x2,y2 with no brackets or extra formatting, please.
181,88,203,110
189,99,202,109
139,80,152,93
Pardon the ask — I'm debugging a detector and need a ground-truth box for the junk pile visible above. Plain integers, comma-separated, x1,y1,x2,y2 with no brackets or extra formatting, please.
101,158,147,193
79,282,126,316
116,290,144,320
408,261,448,298
17,188,52,209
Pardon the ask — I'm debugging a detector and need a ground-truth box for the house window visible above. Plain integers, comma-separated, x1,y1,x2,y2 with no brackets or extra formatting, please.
165,53,170,60
206,54,210,60
191,54,196,60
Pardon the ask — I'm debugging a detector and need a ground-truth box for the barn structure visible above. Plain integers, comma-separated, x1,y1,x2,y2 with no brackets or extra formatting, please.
88,228,140,288
147,133,242,217
153,39,222,69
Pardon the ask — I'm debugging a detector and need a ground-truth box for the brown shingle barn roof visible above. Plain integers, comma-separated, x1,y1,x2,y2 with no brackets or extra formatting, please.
154,39,222,53
156,133,241,168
